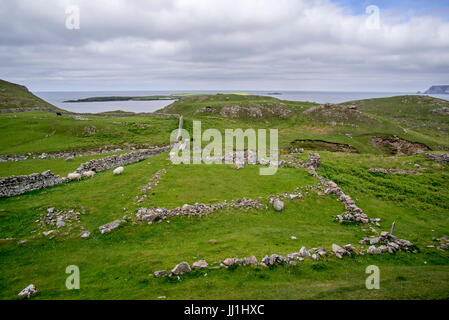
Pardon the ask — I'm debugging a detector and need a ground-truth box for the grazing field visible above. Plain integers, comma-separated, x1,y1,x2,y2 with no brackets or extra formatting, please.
0,112,178,155
0,91,448,300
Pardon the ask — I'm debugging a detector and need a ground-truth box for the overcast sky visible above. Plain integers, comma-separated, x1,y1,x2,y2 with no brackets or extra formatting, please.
1,0,448,92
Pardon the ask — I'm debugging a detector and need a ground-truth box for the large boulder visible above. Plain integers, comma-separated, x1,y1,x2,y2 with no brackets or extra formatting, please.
299,246,311,258
222,258,235,267
273,198,284,211
169,262,191,276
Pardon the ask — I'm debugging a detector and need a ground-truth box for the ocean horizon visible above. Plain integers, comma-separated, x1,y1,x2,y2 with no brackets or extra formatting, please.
34,90,449,113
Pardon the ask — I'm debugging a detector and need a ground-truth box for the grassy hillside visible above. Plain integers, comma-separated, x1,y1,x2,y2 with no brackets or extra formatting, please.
0,112,178,155
161,94,449,154
0,79,63,111
342,95,449,141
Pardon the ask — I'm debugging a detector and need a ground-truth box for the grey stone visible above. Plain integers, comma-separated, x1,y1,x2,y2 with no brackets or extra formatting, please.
243,256,258,265
299,246,311,258
273,198,284,211
192,260,208,269
332,244,346,255
80,231,90,238
170,262,191,276
99,220,126,234
18,284,38,299
154,270,167,277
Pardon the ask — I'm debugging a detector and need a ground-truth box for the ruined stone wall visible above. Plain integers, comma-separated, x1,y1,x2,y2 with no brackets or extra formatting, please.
0,146,171,198
0,170,64,198
75,146,171,174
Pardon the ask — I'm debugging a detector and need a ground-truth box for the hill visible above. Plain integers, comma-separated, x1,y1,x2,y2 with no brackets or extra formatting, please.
160,94,449,154
0,79,64,111
160,93,315,121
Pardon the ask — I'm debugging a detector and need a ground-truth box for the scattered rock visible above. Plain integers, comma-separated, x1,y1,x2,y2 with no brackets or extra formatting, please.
18,284,38,299
243,256,258,265
80,231,90,238
273,198,284,211
154,270,167,278
299,246,311,258
98,220,126,234
169,262,191,276
222,258,235,267
192,260,208,269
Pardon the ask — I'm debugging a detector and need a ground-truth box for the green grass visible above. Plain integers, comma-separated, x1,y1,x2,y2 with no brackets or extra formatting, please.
0,151,130,178
160,94,449,154
0,151,448,299
0,111,178,155
0,90,448,300
0,79,63,111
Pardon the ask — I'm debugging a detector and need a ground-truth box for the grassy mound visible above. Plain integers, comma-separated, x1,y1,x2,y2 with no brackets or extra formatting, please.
0,79,64,111
160,94,315,121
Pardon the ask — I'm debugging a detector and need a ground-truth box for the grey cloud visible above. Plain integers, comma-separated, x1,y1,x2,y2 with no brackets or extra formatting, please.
0,0,448,91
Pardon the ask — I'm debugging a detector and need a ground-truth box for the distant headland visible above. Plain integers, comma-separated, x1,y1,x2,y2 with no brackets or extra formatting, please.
424,85,449,94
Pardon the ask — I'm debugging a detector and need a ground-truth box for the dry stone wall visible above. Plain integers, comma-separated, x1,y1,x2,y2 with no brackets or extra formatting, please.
0,170,64,198
0,146,170,198
75,146,170,174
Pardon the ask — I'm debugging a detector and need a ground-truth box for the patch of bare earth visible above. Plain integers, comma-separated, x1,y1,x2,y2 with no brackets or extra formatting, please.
370,136,430,156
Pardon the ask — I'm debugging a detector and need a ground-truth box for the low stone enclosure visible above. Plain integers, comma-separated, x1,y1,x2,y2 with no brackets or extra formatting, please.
0,146,170,198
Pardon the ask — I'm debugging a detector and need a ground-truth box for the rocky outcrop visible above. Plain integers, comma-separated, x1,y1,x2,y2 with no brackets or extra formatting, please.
430,107,449,115
370,136,430,156
425,153,449,164
0,170,64,198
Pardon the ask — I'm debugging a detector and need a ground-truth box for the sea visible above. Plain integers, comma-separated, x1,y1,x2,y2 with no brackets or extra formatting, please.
34,90,449,113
